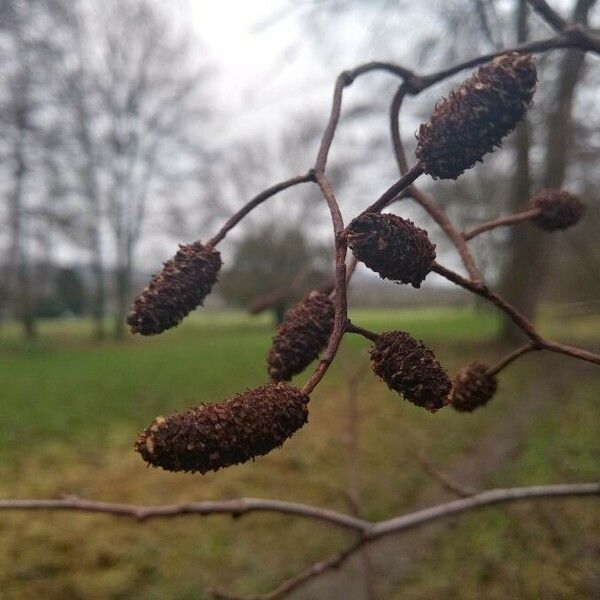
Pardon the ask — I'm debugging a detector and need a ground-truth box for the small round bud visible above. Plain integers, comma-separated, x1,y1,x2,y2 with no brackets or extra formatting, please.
267,291,335,381
370,331,451,412
135,383,309,474
128,241,221,335
416,52,537,180
347,213,436,288
450,362,497,412
530,189,585,231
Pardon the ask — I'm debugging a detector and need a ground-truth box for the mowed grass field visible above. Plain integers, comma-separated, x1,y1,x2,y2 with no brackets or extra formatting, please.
0,307,598,599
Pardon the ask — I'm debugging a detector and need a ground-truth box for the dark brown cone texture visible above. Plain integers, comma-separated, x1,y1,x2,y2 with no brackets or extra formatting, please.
135,383,309,474
530,189,585,231
416,52,537,180
370,331,451,412
450,362,497,412
267,291,335,381
347,213,436,288
128,242,221,335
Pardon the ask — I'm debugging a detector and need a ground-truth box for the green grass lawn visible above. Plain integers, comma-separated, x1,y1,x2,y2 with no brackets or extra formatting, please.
0,307,598,599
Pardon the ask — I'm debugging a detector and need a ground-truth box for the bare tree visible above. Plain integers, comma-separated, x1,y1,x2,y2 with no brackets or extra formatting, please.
67,0,210,338
0,0,66,338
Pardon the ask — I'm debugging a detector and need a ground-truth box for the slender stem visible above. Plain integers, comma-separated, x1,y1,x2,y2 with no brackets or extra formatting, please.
463,208,541,241
417,35,591,91
211,538,366,600
432,263,600,369
314,61,415,175
303,173,347,395
415,453,477,498
486,342,539,376
360,163,424,215
370,483,600,538
431,262,543,343
207,173,314,247
0,496,368,530
412,188,484,282
346,321,379,342
315,75,346,174
389,83,483,283
527,0,569,32
544,340,600,366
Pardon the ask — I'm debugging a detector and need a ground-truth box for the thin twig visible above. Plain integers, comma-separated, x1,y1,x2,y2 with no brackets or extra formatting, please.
207,173,314,248
462,208,541,240
431,262,600,367
431,262,543,342
360,163,424,215
415,453,477,498
543,339,600,366
211,538,366,600
303,173,348,395
487,342,539,376
0,495,368,530
346,321,379,342
527,0,569,32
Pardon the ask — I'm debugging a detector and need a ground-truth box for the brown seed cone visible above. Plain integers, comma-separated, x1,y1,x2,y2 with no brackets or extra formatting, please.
135,383,309,474
370,331,451,412
530,189,585,231
346,213,436,288
127,241,221,335
416,52,537,180
267,291,335,381
450,362,497,412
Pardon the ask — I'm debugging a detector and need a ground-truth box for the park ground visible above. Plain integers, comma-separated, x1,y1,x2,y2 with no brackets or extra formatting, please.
0,307,598,599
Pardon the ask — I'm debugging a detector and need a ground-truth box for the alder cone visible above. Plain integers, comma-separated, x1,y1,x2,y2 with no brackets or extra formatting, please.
267,291,335,381
416,52,537,180
346,213,436,288
128,241,221,335
450,362,497,412
370,331,451,412
135,383,309,474
530,189,585,231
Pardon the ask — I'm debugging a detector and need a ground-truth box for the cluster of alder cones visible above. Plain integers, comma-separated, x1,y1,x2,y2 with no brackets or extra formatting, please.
129,52,585,475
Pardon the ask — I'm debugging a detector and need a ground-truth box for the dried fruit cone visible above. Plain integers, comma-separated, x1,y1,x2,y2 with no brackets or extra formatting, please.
128,241,221,335
450,362,497,412
416,52,537,180
530,189,585,231
135,383,309,473
370,331,451,411
267,291,335,381
346,213,436,288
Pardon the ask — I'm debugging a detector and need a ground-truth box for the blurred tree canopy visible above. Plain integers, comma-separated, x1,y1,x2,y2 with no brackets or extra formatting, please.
219,226,331,324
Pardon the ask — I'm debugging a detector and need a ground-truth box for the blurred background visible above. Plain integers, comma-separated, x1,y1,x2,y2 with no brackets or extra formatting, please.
0,1,598,598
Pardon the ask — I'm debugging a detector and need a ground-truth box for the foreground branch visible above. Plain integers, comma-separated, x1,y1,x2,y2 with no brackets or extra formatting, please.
1,484,597,600
210,483,599,599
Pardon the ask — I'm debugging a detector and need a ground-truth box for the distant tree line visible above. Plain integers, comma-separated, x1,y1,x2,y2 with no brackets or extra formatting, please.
0,0,210,338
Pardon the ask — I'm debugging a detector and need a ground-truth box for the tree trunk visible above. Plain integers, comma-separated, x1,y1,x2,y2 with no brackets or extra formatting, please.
113,236,133,339
113,264,129,339
9,116,37,340
499,0,595,340
273,300,287,326
500,0,532,341
90,230,106,340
